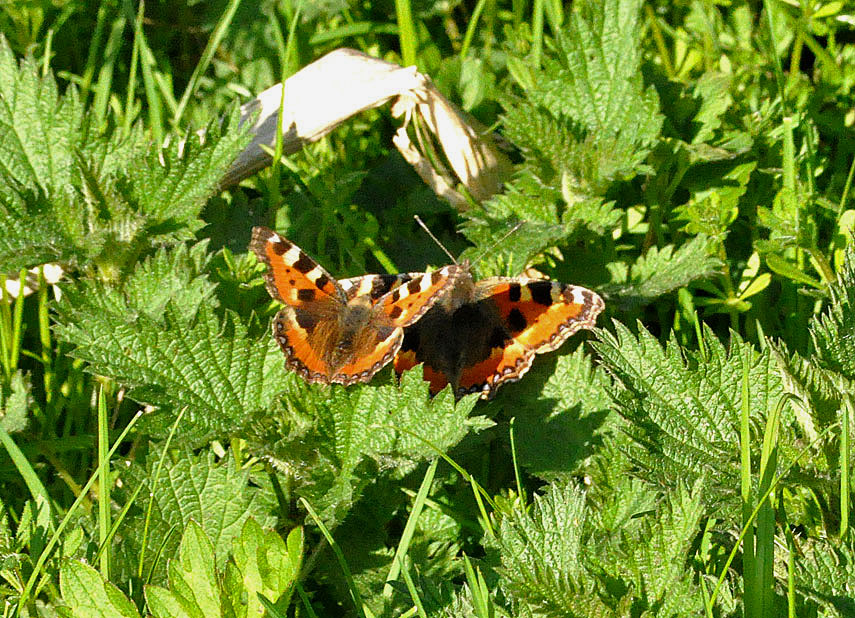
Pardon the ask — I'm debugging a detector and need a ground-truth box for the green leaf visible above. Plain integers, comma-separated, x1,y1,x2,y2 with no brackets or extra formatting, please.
121,448,276,585
126,107,249,230
497,348,614,481
604,235,721,311
493,482,589,615
690,72,734,145
525,0,662,191
144,587,197,618
796,534,855,617
0,34,84,195
249,367,486,527
123,241,218,322
168,521,222,618
592,322,785,509
223,520,301,618
766,253,823,288
59,560,141,618
55,293,287,437
810,246,855,382
0,34,249,275
0,371,29,434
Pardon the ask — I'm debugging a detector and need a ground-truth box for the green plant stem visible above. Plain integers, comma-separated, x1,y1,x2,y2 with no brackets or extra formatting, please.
137,406,189,579
97,386,111,579
460,0,489,59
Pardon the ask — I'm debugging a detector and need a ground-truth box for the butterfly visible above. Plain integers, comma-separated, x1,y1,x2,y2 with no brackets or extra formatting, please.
337,264,605,399
250,227,462,385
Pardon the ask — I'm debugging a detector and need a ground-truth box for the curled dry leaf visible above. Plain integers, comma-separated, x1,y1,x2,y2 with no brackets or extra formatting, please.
224,49,512,208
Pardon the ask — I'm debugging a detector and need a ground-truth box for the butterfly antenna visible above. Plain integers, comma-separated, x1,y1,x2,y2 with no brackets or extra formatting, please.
470,221,524,267
414,215,458,265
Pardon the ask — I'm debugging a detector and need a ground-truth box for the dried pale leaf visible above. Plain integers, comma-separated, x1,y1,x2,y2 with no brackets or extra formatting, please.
391,78,513,205
223,49,512,209
224,49,422,187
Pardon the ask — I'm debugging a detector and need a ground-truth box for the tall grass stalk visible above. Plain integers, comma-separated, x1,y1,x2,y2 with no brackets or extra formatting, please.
172,0,243,127
841,395,851,536
395,0,418,68
97,386,111,579
92,13,127,125
301,498,367,618
383,458,438,600
136,406,189,579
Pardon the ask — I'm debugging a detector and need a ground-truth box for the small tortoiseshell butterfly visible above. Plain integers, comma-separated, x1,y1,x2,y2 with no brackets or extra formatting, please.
250,227,462,385
339,265,604,399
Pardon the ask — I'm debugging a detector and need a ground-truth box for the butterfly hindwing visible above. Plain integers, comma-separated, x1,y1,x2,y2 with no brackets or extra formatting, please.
392,270,605,399
451,279,604,396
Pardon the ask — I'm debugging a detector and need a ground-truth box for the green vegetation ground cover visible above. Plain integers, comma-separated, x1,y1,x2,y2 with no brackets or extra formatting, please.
0,0,854,615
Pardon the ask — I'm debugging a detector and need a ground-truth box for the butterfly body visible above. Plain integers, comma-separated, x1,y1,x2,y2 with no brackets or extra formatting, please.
251,227,461,385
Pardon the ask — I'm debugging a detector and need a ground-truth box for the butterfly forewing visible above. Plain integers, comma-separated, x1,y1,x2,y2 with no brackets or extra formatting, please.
251,227,342,305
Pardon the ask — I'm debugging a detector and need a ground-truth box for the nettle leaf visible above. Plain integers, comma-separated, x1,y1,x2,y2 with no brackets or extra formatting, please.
603,235,720,311
0,371,29,434
0,35,84,195
588,480,720,617
796,535,855,617
810,246,855,383
592,322,785,509
691,72,734,145
0,35,249,275
120,448,275,586
250,367,486,527
124,108,249,233
529,0,662,191
493,482,592,616
56,262,286,436
59,560,140,618
495,348,614,481
124,241,218,322
461,175,621,277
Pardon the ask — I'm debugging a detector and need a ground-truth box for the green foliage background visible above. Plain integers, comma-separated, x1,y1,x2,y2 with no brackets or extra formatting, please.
0,0,854,616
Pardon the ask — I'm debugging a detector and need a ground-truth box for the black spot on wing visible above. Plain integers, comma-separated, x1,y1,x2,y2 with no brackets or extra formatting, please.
407,278,422,294
314,273,330,292
489,327,510,349
431,270,443,285
297,289,316,301
373,275,408,300
508,308,527,332
508,283,522,302
293,253,315,274
389,306,403,320
528,281,554,306
272,240,290,255
295,309,318,333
